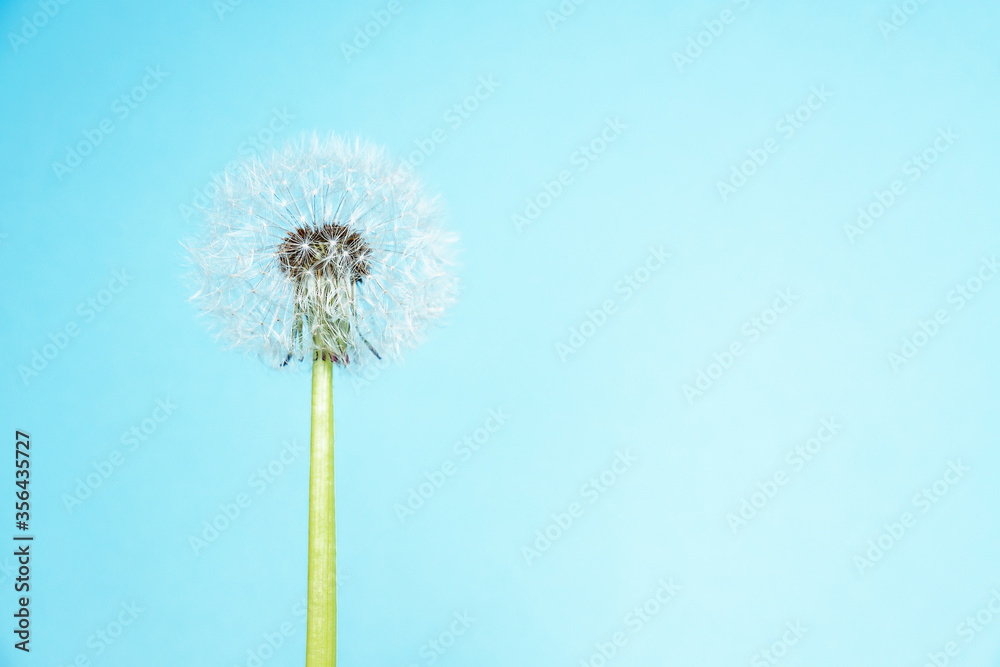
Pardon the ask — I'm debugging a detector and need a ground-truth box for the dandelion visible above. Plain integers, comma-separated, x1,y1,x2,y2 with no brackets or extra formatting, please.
185,133,458,665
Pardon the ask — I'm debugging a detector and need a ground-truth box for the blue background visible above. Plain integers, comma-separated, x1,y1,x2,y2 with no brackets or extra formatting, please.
2,0,1000,665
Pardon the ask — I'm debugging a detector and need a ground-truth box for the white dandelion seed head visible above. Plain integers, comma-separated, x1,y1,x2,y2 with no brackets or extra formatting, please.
185,133,459,372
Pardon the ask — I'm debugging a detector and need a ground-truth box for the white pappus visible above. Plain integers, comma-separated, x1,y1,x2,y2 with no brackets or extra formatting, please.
185,133,459,372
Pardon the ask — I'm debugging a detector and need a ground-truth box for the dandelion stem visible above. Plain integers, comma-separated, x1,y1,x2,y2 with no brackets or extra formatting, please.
306,352,336,666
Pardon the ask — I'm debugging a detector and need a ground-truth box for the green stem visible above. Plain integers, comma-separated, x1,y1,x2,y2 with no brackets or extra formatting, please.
307,353,337,666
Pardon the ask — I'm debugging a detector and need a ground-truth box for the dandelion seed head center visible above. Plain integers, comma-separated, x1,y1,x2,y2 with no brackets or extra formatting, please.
276,222,372,282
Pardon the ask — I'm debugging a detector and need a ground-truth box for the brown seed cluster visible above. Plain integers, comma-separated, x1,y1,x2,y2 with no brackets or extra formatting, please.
276,223,372,282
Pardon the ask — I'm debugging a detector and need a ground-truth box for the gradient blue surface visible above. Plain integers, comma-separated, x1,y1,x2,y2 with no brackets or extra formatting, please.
2,1,1000,665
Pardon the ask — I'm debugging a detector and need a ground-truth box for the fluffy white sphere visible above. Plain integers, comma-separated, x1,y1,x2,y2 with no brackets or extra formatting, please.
186,134,458,371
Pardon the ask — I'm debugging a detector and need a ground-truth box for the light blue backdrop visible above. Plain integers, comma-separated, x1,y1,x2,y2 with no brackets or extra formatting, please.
2,0,999,665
